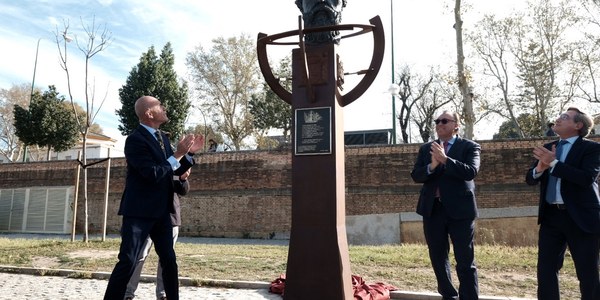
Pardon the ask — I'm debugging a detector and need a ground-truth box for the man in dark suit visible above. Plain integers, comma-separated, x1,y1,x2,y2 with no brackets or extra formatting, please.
124,169,191,300
526,107,600,300
104,95,204,300
411,110,481,300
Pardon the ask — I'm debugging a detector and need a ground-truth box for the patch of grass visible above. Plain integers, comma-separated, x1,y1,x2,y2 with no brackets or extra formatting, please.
0,237,581,298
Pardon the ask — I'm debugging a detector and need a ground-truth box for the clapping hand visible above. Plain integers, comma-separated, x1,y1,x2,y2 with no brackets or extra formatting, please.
533,144,556,172
430,141,448,169
175,134,205,159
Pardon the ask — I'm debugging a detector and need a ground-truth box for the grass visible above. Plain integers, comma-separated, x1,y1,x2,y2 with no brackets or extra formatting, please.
0,237,581,299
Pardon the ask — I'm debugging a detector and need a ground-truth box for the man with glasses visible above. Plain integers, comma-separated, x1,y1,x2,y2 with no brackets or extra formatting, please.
526,107,600,299
411,111,481,299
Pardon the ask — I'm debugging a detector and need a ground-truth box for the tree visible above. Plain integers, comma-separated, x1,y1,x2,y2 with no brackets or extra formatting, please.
0,84,31,162
453,0,475,139
469,15,526,138
186,34,260,150
56,17,112,243
493,113,540,139
13,85,79,159
511,0,579,134
413,71,457,143
576,0,600,103
249,56,292,142
185,123,223,152
72,102,103,135
117,43,190,141
394,65,434,143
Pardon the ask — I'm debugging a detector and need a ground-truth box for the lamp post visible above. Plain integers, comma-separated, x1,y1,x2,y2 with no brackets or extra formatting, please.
387,83,399,144
23,38,42,162
389,0,397,144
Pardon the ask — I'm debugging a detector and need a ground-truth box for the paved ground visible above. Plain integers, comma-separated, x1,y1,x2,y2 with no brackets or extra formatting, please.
0,272,281,300
0,234,286,300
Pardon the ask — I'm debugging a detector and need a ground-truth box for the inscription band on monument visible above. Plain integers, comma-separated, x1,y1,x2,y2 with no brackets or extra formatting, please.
294,107,331,155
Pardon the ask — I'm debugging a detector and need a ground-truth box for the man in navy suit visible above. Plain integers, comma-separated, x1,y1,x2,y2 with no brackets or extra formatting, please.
104,95,204,300
526,107,600,300
411,110,481,300
124,169,191,300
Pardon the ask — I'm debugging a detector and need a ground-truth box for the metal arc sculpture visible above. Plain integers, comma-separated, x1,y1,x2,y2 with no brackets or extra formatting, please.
257,15,384,106
256,15,385,300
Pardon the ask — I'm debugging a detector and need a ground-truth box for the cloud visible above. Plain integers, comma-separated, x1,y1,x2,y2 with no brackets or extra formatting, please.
2,0,530,145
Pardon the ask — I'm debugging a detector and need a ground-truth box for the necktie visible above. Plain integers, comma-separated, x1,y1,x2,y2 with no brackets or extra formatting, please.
443,141,449,153
545,140,568,204
154,130,167,158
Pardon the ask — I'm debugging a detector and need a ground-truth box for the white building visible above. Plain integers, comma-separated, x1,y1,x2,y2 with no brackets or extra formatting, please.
0,132,124,163
52,132,124,160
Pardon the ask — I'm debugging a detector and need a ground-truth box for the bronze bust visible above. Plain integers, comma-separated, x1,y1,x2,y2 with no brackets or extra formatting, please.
295,0,347,44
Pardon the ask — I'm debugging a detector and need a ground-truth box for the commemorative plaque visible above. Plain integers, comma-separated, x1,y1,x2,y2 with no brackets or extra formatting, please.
295,107,331,155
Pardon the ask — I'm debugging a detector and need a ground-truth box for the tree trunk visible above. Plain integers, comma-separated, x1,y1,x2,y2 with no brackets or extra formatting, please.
454,0,474,139
82,133,89,242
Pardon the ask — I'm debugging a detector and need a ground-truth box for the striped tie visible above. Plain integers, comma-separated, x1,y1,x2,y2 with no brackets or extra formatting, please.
154,130,167,158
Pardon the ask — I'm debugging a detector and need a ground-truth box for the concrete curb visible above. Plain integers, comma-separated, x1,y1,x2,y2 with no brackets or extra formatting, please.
0,266,533,300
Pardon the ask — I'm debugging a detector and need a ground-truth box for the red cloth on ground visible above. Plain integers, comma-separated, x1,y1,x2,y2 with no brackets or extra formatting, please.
269,274,286,295
268,274,397,300
352,274,397,300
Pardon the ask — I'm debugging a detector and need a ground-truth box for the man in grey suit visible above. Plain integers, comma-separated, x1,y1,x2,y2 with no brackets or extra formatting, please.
411,110,481,300
526,107,600,300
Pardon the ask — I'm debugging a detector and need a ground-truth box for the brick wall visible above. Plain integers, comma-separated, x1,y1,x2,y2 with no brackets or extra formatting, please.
0,137,586,243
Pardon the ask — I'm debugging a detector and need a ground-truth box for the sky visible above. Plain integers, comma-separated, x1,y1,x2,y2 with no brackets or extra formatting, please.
0,0,527,149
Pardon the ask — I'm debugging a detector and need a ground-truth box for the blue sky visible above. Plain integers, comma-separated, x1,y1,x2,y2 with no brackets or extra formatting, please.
0,0,524,147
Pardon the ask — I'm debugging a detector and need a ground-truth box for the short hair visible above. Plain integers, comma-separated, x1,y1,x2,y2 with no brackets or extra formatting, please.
440,110,461,133
567,107,594,137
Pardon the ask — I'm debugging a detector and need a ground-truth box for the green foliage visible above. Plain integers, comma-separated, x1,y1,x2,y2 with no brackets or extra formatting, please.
116,42,190,140
13,86,79,152
493,113,541,139
249,56,292,139
186,34,260,150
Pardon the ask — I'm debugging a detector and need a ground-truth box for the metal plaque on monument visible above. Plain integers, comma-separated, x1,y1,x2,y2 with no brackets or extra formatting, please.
257,1,384,299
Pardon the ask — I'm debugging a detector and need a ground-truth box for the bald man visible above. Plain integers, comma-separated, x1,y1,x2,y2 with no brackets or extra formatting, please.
104,96,204,300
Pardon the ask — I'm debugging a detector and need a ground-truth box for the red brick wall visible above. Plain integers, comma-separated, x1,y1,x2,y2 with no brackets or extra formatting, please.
0,137,585,240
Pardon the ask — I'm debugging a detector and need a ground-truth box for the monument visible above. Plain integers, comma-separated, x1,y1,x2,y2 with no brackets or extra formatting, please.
257,1,384,298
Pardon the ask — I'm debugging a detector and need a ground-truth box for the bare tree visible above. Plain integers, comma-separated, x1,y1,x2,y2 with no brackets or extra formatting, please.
186,34,260,150
511,0,579,134
469,15,526,138
0,84,30,162
55,17,112,242
394,65,434,143
576,0,600,103
453,0,475,139
413,71,457,142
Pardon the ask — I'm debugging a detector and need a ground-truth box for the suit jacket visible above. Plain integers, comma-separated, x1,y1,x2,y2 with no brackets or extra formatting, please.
118,125,194,219
171,179,189,226
411,137,481,220
525,137,600,234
